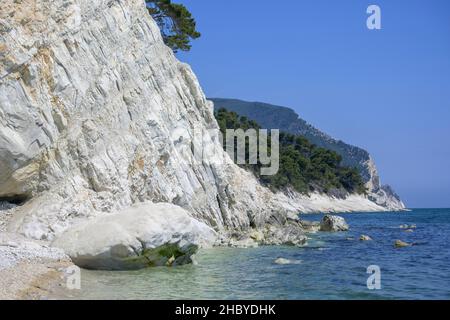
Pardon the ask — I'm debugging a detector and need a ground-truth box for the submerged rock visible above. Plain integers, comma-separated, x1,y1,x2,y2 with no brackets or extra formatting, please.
400,224,417,230
319,215,349,232
264,223,308,246
394,240,411,248
360,235,373,241
299,220,321,233
274,258,302,265
52,202,216,270
220,223,307,248
228,237,258,248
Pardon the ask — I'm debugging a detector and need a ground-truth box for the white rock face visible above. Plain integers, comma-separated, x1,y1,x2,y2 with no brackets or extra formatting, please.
364,157,406,211
0,0,299,240
0,0,401,245
52,202,216,270
320,215,349,232
282,189,388,213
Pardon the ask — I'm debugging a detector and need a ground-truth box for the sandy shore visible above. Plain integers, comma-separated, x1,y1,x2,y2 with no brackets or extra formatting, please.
0,260,73,300
0,228,73,300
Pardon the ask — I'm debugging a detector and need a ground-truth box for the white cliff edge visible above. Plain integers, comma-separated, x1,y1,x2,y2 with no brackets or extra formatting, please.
364,157,406,211
1,0,404,271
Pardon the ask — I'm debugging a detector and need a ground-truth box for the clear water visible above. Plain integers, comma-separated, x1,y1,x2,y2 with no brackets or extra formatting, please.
58,209,450,300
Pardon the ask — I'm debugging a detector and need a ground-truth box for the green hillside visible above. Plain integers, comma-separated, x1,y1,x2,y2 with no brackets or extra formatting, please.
215,108,366,196
211,98,373,183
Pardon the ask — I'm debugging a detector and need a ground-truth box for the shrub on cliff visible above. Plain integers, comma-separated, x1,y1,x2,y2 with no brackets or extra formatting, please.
146,0,200,52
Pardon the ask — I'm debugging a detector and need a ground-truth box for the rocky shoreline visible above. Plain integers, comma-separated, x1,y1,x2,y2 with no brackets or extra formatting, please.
0,210,350,299
0,209,417,300
0,0,408,300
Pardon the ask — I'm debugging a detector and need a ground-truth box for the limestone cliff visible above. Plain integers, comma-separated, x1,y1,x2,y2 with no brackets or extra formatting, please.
0,0,306,241
0,0,396,244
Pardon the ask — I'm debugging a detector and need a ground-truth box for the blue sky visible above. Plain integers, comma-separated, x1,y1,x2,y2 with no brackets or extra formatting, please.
177,0,450,208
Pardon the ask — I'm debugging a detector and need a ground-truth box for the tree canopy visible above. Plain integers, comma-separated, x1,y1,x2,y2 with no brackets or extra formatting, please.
215,108,367,196
146,0,200,52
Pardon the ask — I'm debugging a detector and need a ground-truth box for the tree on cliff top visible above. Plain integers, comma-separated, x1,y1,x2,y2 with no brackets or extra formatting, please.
146,0,200,52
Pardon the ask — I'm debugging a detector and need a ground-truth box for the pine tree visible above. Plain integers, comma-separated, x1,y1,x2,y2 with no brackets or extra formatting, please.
146,0,201,52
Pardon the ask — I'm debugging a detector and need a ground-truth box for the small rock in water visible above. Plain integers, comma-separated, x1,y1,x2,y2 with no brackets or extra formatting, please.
394,240,410,248
166,255,176,266
274,258,302,265
319,215,349,232
264,224,308,247
400,224,417,230
229,237,258,248
300,220,321,232
359,235,373,241
404,229,414,233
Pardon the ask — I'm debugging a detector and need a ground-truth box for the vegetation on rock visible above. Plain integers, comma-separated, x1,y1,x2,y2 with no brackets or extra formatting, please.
215,108,367,196
146,0,200,52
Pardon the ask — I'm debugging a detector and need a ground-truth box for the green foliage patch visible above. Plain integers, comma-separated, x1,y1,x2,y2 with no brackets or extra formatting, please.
215,108,367,196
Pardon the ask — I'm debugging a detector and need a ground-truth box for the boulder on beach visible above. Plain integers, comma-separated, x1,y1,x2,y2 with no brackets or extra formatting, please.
360,235,373,241
319,215,349,232
52,202,217,270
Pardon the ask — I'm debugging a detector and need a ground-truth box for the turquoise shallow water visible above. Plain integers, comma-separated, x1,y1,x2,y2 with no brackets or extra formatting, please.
59,209,450,300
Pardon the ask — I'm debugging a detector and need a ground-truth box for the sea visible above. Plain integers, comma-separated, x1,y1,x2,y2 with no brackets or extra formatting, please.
56,209,450,300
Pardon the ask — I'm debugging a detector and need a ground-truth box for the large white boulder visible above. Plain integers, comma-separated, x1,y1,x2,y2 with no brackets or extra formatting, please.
52,202,217,270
